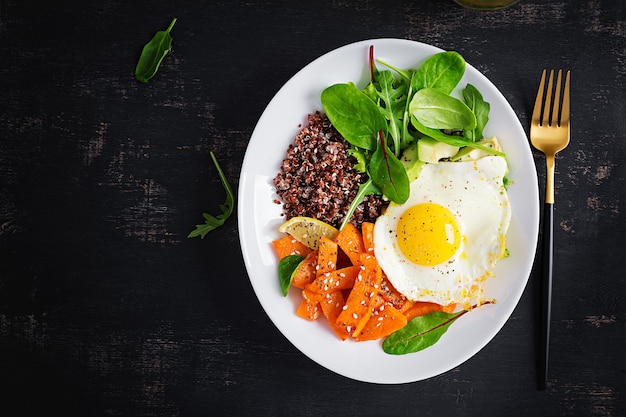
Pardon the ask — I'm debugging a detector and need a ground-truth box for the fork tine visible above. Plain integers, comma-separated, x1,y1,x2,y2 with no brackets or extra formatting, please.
532,69,547,125
551,70,562,127
542,70,554,126
561,71,571,127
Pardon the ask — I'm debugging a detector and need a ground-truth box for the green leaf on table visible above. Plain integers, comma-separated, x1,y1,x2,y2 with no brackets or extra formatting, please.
135,18,177,83
188,151,235,239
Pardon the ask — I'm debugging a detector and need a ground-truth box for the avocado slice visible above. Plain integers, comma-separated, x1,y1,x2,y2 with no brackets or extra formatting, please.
400,142,425,182
417,137,460,164
451,136,502,162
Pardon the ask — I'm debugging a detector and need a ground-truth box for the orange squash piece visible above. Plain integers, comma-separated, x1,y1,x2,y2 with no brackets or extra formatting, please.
305,265,360,294
335,253,382,337
316,236,338,277
403,301,450,321
334,223,365,265
361,222,375,254
272,235,312,259
319,290,349,341
291,250,318,289
297,289,323,321
356,301,408,341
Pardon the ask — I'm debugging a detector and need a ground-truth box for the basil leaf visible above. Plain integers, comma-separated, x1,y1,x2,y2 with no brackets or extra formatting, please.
321,83,387,151
462,83,490,142
411,51,466,94
188,151,235,238
278,255,305,296
368,132,409,204
383,310,467,355
135,18,177,83
409,88,477,130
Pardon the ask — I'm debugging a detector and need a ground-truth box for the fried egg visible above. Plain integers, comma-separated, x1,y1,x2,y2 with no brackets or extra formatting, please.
373,155,511,309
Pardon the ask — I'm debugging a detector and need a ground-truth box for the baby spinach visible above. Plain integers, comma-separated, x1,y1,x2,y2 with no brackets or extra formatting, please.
462,84,490,142
135,18,177,83
383,302,493,355
383,310,468,354
411,118,505,157
188,151,235,239
278,255,305,296
368,132,409,204
321,83,387,151
410,51,465,93
409,88,477,130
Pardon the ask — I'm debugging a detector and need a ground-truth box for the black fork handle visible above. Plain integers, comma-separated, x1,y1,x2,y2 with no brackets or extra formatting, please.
538,202,553,390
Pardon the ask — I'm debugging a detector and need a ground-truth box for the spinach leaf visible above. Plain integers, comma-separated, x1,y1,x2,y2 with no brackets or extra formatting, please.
411,51,466,94
368,132,410,204
339,179,380,231
462,83,490,142
278,255,305,296
135,18,177,83
321,83,387,151
372,70,407,156
383,310,468,355
411,118,505,157
188,151,235,238
409,88,477,130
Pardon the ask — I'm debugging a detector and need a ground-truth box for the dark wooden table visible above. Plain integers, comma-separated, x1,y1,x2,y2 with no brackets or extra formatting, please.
1,0,624,415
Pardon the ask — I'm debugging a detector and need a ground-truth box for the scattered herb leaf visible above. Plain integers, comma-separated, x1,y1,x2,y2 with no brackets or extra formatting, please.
135,18,177,83
188,151,235,239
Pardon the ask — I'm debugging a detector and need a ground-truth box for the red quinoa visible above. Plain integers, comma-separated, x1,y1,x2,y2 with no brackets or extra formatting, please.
273,111,388,229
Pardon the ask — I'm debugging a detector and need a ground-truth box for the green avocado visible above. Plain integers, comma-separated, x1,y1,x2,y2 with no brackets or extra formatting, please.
451,136,501,162
417,137,460,164
400,142,425,182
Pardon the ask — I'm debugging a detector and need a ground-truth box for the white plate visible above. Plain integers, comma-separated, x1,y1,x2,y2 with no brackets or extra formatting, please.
238,39,538,384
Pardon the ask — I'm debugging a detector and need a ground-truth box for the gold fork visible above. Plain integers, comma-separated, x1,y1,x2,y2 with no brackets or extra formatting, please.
530,69,571,390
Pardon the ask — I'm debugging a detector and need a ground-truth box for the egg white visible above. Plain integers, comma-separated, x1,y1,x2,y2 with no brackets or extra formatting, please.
373,155,512,309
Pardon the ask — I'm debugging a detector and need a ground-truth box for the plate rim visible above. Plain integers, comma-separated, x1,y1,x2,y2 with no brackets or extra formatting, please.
238,38,539,384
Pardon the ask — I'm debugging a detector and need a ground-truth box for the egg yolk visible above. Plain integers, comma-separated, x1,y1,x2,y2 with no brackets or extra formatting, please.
397,202,461,266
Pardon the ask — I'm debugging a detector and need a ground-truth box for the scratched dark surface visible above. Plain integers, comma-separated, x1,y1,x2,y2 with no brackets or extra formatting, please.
1,0,624,415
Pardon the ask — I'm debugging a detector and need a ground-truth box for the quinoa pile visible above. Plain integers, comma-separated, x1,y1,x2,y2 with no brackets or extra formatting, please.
273,111,388,229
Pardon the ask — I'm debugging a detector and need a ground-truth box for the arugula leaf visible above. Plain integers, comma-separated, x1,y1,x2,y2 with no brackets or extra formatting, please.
188,151,235,239
462,83,490,142
339,178,380,231
372,70,407,156
278,255,305,296
135,18,177,83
